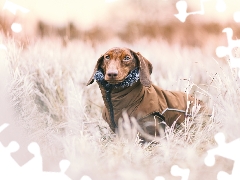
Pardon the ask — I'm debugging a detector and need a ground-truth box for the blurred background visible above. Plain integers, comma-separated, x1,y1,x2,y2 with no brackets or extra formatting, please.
1,0,240,54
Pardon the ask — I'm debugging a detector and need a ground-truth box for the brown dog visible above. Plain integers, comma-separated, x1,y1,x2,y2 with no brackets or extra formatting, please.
87,47,204,138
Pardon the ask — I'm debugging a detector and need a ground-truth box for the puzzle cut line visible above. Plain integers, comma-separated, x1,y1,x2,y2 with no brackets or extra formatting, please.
205,132,240,180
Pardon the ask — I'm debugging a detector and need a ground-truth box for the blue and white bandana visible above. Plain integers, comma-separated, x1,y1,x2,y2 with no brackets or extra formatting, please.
94,68,140,90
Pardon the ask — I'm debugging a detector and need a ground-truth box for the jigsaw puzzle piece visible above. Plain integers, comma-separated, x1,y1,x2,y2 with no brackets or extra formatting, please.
0,140,72,179
173,145,234,180
65,166,93,180
3,0,30,15
171,165,190,180
184,155,233,180
205,132,240,162
17,142,71,180
216,46,228,58
0,141,21,180
0,123,9,133
21,142,42,173
80,175,92,180
174,0,206,22
154,176,165,180
41,152,63,172
38,159,71,180
216,147,240,180
218,171,236,180
59,160,71,174
217,28,240,68
212,158,240,180
216,0,226,12
1,44,35,166
205,132,240,180
65,160,84,180
218,158,240,180
0,123,34,166
174,1,189,22
0,64,34,166
0,45,12,128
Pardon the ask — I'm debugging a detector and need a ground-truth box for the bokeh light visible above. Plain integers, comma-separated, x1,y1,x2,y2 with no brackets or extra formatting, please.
0,44,7,51
11,23,22,33
233,11,240,22
204,153,215,166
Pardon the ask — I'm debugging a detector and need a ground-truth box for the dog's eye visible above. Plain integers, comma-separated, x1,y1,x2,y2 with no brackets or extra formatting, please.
123,55,131,61
105,55,110,60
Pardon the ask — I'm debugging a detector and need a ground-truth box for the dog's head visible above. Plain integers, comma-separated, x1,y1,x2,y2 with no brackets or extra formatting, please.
87,47,153,87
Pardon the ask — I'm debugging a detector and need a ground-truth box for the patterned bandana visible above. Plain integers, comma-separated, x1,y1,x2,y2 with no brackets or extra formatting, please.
94,68,140,89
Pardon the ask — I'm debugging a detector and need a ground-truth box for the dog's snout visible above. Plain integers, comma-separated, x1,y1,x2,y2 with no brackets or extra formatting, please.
107,70,118,78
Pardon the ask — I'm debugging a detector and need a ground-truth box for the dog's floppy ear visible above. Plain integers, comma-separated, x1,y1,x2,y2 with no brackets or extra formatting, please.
132,51,152,87
86,55,104,86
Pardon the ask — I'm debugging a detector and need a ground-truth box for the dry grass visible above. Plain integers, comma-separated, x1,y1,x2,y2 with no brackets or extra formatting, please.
1,34,240,179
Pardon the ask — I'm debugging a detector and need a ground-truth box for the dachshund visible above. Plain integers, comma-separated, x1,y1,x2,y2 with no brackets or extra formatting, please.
87,47,205,139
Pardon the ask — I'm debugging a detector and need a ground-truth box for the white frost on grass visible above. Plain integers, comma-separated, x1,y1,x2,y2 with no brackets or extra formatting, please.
3,35,240,179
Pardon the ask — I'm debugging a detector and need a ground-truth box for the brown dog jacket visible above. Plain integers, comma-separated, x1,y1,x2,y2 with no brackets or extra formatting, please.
87,50,202,135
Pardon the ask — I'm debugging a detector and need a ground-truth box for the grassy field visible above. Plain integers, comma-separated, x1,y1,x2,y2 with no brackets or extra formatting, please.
1,34,240,180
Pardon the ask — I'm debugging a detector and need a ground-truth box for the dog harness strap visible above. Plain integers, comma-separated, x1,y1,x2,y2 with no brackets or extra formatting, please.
161,108,186,115
105,84,118,129
151,112,166,122
161,108,194,117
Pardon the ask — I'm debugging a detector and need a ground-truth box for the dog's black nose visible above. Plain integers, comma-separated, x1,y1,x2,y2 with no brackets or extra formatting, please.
107,70,118,78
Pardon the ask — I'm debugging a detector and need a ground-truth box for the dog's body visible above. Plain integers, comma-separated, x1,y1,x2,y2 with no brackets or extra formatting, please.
87,48,203,137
